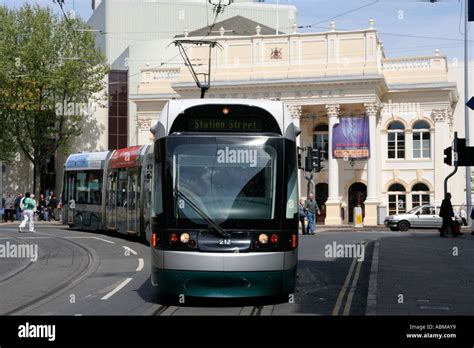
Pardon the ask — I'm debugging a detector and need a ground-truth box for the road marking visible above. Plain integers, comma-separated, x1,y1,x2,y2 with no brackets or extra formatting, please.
343,256,364,316
65,236,115,244
260,305,274,316
332,241,366,316
419,306,450,311
136,258,144,272
366,241,380,316
122,246,138,255
74,314,83,316
160,306,179,316
332,257,357,316
239,307,254,315
100,278,133,300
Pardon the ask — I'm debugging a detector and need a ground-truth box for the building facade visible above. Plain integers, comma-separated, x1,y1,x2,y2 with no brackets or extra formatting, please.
131,18,465,226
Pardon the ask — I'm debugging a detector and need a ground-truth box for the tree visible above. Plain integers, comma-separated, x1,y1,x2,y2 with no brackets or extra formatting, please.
0,4,109,195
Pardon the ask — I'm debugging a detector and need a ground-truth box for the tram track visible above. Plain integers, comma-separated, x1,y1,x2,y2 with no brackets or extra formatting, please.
3,234,100,315
0,234,36,284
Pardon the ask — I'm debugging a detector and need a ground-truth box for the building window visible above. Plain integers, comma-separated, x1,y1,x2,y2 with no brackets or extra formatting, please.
413,120,431,159
411,183,430,208
387,121,405,159
388,183,406,215
108,70,128,150
313,124,328,160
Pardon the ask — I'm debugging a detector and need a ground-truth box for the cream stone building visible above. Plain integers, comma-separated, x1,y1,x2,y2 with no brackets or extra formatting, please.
130,17,466,226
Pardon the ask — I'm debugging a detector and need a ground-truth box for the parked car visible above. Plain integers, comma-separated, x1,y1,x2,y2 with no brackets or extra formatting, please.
384,205,442,231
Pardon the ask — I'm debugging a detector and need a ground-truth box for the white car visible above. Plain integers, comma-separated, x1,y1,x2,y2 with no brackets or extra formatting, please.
384,205,443,231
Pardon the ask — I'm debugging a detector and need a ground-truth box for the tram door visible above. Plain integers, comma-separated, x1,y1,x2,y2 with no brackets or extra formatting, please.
66,173,75,224
127,169,139,233
106,171,117,230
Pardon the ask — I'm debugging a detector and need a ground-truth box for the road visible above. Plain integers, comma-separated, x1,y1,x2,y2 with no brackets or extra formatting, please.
0,222,471,316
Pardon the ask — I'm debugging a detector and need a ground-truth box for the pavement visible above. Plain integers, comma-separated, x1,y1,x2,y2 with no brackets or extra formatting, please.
372,230,474,315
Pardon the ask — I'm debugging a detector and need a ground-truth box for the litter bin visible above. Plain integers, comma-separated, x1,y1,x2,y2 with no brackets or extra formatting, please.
378,204,387,225
354,206,363,227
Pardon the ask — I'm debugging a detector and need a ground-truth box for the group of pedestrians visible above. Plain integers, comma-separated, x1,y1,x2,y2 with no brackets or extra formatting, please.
1,191,60,233
298,193,321,235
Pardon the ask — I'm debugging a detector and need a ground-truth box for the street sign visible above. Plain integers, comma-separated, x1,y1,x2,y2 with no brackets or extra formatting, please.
466,96,474,110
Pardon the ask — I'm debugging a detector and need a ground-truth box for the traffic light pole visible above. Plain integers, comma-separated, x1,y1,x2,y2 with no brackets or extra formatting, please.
444,164,459,200
464,0,472,225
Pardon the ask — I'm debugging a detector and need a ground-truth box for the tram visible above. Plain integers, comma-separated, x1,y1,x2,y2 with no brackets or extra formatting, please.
63,151,111,231
150,99,300,298
63,145,153,240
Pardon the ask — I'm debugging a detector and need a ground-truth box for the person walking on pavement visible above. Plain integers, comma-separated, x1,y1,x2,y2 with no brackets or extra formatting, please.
439,192,457,237
305,193,320,235
19,192,36,233
14,193,23,221
298,199,307,235
471,207,474,236
4,192,15,222
459,206,468,226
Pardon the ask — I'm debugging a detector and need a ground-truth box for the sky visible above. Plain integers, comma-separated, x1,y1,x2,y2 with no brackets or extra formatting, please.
0,0,470,60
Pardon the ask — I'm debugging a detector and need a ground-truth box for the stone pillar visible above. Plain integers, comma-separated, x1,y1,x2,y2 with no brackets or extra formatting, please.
288,104,302,198
325,104,342,225
431,109,450,204
363,102,381,226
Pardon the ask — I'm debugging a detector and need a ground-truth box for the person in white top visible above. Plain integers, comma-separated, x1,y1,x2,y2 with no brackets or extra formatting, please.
459,206,467,226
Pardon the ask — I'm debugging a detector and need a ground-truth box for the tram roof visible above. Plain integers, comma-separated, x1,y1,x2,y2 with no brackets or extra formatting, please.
151,99,298,140
65,151,110,171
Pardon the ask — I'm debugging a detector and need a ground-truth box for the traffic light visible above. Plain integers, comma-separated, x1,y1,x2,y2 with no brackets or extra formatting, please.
443,146,452,166
455,138,474,166
303,147,323,172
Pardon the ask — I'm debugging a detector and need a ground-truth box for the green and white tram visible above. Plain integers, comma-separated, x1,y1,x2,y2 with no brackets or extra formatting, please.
150,99,300,298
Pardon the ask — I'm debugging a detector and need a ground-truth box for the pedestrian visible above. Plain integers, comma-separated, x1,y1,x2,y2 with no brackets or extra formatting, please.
38,194,48,221
48,195,58,221
459,206,468,226
471,207,474,236
298,199,307,235
14,193,23,221
19,192,36,233
4,192,15,222
439,192,457,237
305,193,320,235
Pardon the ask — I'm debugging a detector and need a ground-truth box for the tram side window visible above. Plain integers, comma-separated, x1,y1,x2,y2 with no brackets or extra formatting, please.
75,171,102,205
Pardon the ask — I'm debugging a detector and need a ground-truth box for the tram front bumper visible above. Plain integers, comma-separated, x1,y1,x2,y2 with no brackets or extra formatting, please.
151,250,297,297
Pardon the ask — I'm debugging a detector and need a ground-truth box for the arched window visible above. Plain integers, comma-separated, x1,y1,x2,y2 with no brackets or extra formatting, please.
411,183,430,208
413,121,431,159
388,183,406,215
387,122,405,159
313,124,329,160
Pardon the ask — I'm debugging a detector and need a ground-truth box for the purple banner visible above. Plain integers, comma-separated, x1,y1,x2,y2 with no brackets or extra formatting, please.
332,116,370,159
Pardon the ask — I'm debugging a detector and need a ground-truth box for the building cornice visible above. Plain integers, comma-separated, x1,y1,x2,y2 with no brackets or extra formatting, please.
172,74,388,91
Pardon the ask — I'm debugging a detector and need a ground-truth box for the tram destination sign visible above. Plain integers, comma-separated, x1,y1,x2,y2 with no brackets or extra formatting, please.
188,118,263,132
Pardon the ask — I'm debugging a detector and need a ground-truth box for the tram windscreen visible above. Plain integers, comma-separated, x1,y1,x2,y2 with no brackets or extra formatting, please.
170,138,278,222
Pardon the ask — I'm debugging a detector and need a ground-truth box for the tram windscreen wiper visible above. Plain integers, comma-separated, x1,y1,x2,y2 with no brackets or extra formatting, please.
173,188,230,239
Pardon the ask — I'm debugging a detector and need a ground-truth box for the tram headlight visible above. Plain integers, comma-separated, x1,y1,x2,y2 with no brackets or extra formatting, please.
258,233,268,244
180,233,190,244
270,234,279,244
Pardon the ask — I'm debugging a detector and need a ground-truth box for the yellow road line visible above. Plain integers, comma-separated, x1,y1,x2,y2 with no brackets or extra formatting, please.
332,257,357,316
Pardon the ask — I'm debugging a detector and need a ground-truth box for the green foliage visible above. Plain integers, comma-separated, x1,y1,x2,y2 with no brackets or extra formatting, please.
0,4,109,188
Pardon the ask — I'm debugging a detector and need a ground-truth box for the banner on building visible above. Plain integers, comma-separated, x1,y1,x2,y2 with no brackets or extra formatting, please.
332,116,370,159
